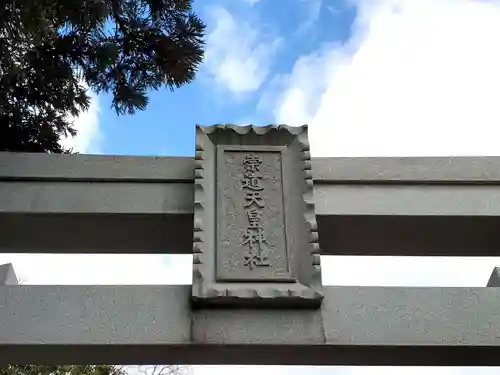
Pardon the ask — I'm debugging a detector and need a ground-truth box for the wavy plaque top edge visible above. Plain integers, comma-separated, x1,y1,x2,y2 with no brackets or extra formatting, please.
196,124,308,136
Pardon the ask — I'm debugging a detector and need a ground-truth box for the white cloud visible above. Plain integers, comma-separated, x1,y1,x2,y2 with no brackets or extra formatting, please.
244,0,260,5
322,256,498,287
0,254,192,285
296,0,324,35
272,0,500,157
270,43,336,125
203,6,282,93
60,88,101,154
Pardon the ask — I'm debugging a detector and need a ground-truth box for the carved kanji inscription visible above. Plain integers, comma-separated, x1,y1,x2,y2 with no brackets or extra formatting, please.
216,149,292,281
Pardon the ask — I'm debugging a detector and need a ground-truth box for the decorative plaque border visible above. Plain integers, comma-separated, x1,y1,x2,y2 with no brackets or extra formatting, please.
192,124,323,308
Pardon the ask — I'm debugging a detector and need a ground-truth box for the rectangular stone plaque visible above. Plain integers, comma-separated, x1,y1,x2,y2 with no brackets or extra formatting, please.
192,124,323,308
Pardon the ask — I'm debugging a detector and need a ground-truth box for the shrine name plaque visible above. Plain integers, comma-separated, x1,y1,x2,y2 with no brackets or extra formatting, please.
192,124,323,308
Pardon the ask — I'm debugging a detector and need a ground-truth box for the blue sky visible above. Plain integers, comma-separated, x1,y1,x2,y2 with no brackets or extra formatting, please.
92,0,356,157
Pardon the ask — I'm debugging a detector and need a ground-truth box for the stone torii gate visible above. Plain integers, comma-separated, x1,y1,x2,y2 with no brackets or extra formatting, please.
1,124,500,366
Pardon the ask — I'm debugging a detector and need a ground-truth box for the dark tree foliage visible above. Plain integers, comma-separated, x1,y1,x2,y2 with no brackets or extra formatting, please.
0,366,125,375
0,0,205,153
